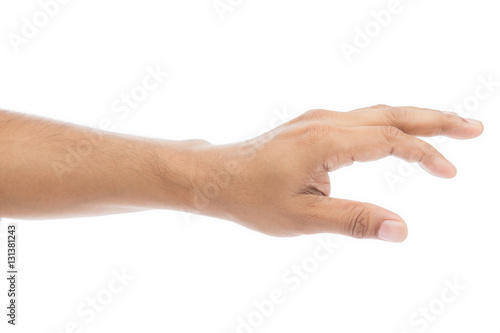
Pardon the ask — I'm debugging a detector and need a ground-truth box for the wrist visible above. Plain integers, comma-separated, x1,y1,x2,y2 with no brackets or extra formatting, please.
153,138,258,222
155,139,247,218
151,139,217,213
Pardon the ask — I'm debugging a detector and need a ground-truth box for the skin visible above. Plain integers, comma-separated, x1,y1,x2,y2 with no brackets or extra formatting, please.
0,105,483,242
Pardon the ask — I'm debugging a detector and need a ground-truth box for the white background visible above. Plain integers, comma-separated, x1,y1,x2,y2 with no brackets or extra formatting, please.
0,0,499,332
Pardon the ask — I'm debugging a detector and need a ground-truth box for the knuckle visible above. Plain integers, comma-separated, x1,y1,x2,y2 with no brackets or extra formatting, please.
441,111,457,122
372,104,390,109
420,142,438,161
422,141,436,154
441,111,464,128
385,106,411,124
302,122,335,141
379,126,402,143
302,109,328,120
429,112,456,136
387,107,411,121
407,140,436,162
345,204,370,239
408,148,426,163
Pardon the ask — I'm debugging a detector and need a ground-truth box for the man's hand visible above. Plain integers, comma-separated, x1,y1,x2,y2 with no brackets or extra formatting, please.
189,105,483,241
0,106,483,242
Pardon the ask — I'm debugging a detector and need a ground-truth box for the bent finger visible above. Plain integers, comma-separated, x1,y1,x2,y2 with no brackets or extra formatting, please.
321,126,457,178
304,196,407,242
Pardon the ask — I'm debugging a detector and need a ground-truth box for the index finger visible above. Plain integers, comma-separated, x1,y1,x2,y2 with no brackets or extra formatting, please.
336,105,484,139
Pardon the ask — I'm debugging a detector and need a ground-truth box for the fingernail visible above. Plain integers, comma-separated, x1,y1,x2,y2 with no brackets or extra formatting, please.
378,220,406,242
465,118,482,126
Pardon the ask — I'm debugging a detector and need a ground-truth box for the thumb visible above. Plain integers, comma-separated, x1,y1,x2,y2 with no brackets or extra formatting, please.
310,197,408,242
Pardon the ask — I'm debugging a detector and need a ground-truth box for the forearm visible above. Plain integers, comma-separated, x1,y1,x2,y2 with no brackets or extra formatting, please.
0,110,198,219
